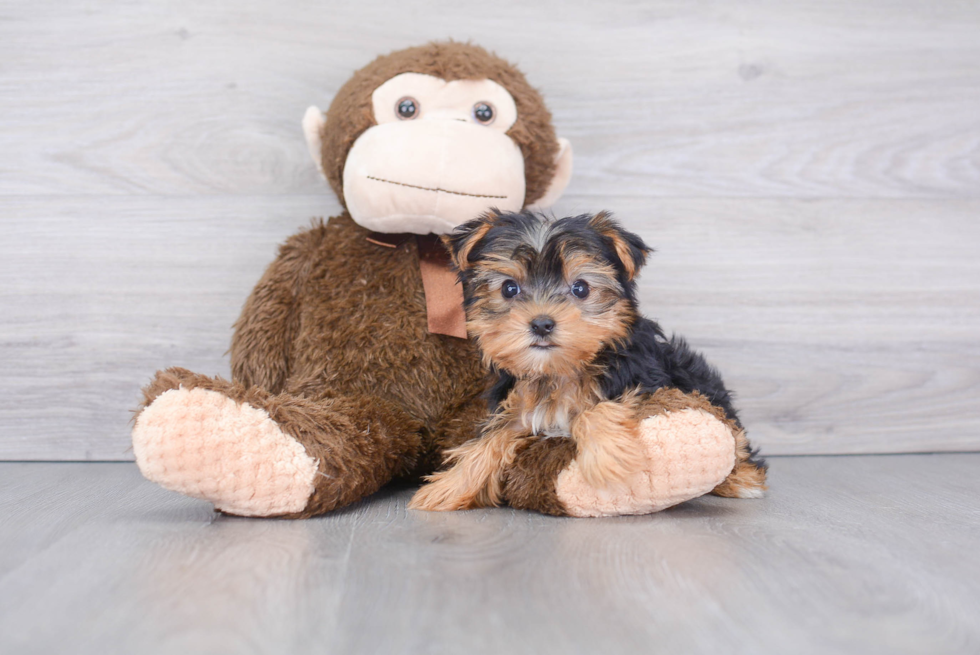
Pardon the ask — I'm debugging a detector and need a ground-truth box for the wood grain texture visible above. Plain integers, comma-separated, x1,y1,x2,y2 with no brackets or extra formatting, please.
1,0,978,199
1,457,979,654
2,195,977,458
1,0,978,458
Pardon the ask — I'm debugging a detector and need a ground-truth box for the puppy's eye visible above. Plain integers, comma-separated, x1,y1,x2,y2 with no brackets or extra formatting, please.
472,102,495,125
501,279,521,299
396,97,418,120
571,280,590,299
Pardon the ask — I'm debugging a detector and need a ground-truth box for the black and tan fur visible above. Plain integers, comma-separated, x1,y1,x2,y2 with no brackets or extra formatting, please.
134,42,760,518
408,211,767,511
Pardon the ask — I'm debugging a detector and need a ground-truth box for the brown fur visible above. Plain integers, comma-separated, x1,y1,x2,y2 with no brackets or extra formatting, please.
137,365,426,518
134,43,569,518
134,43,759,518
137,215,492,518
231,215,485,425
320,42,559,208
503,437,578,516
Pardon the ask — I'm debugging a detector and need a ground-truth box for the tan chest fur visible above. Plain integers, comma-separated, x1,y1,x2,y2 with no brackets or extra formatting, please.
506,376,602,437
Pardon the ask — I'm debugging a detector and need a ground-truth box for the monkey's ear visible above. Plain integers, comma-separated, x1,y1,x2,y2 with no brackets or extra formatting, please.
441,210,502,271
588,211,652,281
302,106,327,179
526,138,573,210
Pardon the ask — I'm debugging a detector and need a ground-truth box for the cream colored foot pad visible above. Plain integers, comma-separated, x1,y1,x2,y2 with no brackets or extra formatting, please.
556,409,736,518
132,388,317,517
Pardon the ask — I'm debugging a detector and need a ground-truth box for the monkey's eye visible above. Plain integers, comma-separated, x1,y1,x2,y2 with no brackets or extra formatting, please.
501,279,521,299
472,102,495,125
571,280,590,299
396,97,418,120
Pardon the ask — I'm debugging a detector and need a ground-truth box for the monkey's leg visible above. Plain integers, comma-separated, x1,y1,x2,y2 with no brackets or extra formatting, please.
132,367,423,518
505,389,761,517
408,421,529,512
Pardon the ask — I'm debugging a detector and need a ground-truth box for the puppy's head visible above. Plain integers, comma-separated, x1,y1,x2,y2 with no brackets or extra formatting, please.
444,210,651,377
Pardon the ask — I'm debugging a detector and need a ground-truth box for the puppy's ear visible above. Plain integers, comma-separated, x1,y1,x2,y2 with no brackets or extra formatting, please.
441,209,502,271
588,211,652,281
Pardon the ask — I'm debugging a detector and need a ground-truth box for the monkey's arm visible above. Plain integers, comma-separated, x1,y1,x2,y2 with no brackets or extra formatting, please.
231,226,323,393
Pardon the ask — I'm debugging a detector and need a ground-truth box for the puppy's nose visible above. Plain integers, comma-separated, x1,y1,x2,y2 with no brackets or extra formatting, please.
530,316,556,337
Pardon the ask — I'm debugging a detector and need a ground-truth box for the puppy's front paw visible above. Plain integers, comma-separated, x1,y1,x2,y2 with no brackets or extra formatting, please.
576,437,646,489
571,400,644,489
408,471,477,512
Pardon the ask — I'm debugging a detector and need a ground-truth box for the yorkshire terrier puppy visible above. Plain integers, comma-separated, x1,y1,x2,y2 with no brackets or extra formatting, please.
408,210,766,511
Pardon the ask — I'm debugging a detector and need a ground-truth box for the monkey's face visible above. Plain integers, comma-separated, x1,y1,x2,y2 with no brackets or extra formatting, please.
341,73,527,235
304,43,573,235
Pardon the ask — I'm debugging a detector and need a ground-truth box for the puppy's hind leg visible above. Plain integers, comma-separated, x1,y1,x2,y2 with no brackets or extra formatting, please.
712,430,768,498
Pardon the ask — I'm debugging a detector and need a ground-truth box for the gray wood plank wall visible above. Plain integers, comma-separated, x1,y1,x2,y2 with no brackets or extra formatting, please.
1,0,978,459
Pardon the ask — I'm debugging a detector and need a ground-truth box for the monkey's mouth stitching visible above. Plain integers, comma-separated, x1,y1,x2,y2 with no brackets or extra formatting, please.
366,176,507,200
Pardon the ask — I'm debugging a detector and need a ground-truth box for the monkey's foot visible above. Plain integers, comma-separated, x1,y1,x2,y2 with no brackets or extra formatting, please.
132,387,318,517
505,389,754,517
555,405,736,517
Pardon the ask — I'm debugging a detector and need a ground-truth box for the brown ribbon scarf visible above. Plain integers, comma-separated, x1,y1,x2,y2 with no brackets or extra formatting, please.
365,233,467,339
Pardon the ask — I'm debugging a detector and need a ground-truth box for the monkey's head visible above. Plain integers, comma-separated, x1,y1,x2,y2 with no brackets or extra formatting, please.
302,42,573,235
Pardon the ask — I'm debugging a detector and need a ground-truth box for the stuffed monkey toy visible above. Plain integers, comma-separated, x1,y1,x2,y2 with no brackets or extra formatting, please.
132,42,765,518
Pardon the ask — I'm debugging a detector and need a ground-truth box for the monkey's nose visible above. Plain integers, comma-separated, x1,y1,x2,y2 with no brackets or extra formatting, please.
530,316,556,337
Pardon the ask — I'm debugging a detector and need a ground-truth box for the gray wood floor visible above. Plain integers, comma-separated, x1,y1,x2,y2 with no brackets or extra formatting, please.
2,0,979,460
1,455,978,655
